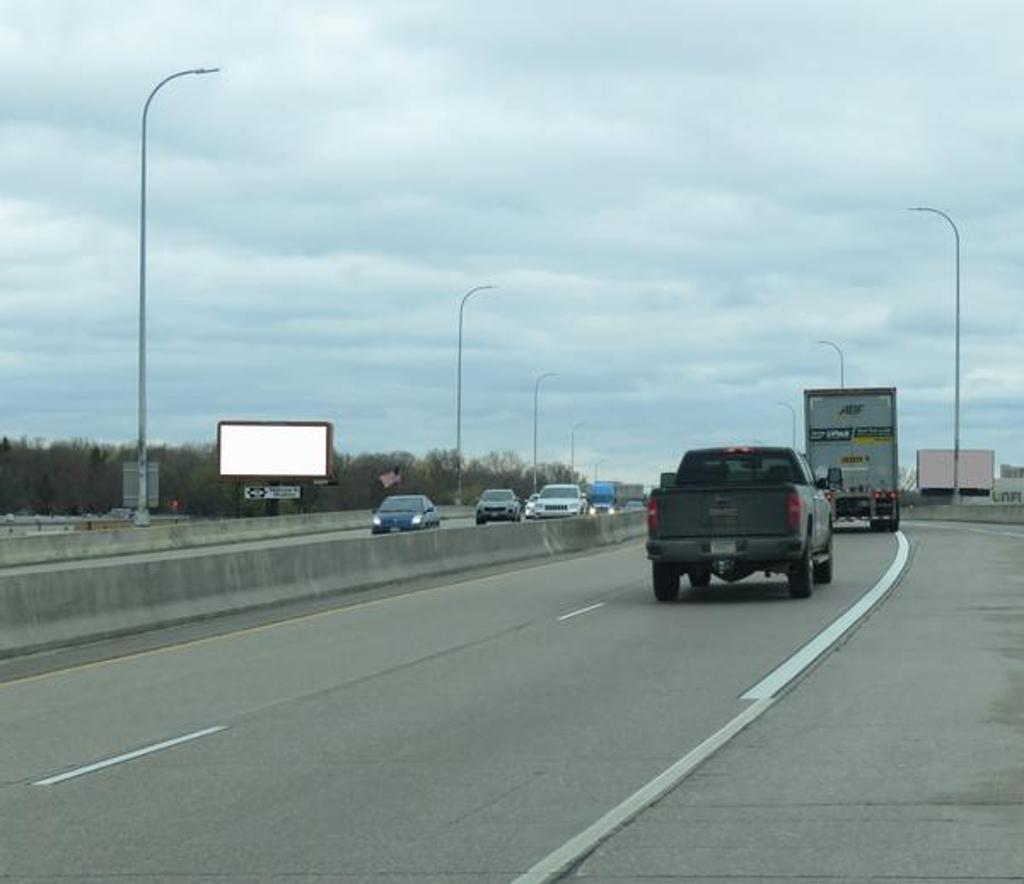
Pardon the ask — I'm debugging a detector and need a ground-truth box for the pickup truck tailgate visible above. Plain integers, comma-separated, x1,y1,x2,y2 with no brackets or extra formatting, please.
658,486,792,538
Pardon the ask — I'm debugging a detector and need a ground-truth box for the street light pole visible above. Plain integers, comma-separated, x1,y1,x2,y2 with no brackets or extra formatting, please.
594,458,607,483
816,340,845,389
455,284,496,505
533,372,558,492
135,67,219,528
908,206,962,504
570,421,586,478
777,402,797,449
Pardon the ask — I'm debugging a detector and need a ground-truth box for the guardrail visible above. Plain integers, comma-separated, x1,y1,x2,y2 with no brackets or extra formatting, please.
0,507,473,568
0,512,644,659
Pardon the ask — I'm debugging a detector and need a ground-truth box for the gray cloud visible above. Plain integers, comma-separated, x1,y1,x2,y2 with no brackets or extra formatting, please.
2,0,1024,484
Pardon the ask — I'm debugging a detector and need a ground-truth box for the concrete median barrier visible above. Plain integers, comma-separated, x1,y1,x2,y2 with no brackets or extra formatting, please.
0,507,474,569
0,513,644,659
905,504,1024,525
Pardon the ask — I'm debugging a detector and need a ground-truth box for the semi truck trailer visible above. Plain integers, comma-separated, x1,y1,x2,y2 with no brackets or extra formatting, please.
804,387,899,532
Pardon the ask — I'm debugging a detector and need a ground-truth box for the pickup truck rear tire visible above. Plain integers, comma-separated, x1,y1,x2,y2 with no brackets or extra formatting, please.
788,546,814,598
813,532,833,584
652,563,680,602
688,567,711,588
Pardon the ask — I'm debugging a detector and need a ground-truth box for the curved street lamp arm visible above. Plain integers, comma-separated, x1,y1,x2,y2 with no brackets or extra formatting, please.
532,372,560,492
907,206,962,500
908,206,960,244
454,284,496,505
816,339,845,388
136,66,219,528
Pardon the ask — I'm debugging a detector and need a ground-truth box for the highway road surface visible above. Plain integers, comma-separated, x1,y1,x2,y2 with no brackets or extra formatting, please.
1,524,1021,881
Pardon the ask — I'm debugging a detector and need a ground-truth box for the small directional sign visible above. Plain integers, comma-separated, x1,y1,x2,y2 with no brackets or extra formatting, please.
244,485,301,500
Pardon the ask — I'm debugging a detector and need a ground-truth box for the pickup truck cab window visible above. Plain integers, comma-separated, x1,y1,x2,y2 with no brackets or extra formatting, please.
676,449,805,486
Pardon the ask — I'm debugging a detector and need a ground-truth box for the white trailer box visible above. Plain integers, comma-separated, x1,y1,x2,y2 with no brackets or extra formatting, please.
804,387,899,531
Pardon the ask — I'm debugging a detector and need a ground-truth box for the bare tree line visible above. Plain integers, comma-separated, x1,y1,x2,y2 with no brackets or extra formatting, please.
0,437,579,517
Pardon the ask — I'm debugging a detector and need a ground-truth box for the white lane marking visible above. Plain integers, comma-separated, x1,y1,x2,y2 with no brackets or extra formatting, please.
514,532,912,883
557,602,605,622
741,530,911,700
511,697,774,884
33,726,226,786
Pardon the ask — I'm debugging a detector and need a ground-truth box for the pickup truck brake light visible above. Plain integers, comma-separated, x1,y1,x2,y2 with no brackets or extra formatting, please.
647,497,659,534
786,492,802,532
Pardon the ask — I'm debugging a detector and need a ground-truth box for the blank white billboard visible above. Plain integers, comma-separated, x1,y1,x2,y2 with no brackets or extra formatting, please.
916,449,994,491
218,421,333,480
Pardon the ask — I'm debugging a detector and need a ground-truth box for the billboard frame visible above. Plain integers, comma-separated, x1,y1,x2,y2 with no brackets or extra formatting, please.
217,420,334,482
916,448,994,493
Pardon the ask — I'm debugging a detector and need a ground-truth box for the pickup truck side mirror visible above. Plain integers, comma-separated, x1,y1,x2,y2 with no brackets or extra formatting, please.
815,477,828,490
660,472,676,490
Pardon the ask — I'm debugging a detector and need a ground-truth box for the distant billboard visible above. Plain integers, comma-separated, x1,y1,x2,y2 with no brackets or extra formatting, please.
218,421,334,481
916,449,994,493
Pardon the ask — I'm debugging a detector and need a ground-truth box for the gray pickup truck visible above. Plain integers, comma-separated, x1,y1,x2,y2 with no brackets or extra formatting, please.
646,446,833,601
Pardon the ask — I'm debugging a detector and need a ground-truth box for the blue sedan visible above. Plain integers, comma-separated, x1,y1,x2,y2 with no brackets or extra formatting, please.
371,495,441,534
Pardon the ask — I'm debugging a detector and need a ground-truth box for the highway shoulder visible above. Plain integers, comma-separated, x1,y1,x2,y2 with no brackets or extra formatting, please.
570,524,1024,881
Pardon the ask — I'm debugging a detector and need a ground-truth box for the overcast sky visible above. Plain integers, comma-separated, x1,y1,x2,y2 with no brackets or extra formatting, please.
3,1,1024,484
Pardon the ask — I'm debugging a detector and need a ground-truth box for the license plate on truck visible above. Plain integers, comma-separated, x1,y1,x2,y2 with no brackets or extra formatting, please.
710,539,737,555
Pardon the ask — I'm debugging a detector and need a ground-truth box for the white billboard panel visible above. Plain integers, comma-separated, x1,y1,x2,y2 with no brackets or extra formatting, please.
916,449,994,492
218,421,333,480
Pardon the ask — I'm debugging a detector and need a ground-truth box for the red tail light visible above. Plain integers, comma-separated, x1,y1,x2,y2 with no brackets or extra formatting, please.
647,497,659,534
787,492,802,532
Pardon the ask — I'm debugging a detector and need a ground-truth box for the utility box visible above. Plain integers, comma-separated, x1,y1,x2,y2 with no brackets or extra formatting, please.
122,461,159,509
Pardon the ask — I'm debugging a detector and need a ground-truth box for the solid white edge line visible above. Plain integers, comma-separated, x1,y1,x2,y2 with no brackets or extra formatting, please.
557,602,605,622
510,697,774,884
512,530,913,883
33,725,227,786
740,530,910,700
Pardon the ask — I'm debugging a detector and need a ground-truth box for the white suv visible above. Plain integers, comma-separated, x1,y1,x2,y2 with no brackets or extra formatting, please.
533,484,585,519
